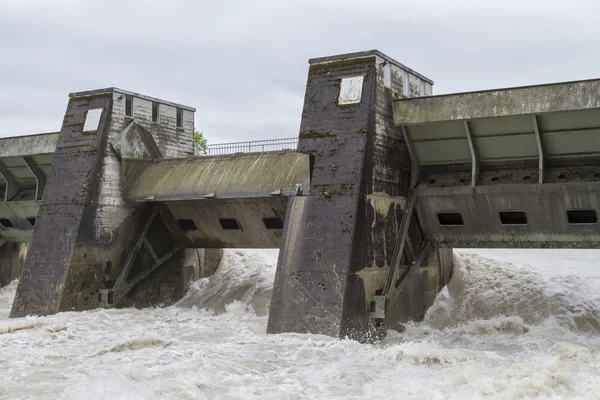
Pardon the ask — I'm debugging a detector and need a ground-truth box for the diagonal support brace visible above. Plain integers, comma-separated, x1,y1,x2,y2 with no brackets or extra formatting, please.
23,156,46,201
0,160,19,202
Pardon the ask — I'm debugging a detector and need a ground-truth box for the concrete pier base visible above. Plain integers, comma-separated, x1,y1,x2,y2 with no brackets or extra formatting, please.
267,51,452,340
10,88,196,317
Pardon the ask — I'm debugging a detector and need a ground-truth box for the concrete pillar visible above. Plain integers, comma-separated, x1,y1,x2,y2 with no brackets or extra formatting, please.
11,89,195,317
267,50,452,340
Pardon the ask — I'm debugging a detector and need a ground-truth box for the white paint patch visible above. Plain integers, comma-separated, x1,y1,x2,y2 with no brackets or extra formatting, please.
83,108,103,132
339,76,364,105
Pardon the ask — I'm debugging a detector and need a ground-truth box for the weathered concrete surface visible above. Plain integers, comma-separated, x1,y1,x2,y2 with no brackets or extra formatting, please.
0,132,58,157
394,78,600,125
0,243,28,288
164,197,289,248
268,50,449,340
11,93,116,317
416,182,600,248
394,70,600,252
11,88,196,317
126,151,310,202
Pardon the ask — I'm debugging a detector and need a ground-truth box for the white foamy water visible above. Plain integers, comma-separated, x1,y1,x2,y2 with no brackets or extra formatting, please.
2,249,600,399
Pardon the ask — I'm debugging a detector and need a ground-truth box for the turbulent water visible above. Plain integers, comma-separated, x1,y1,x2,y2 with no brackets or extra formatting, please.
2,249,600,399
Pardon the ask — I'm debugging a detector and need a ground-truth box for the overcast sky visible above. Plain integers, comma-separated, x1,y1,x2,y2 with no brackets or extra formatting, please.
1,0,600,143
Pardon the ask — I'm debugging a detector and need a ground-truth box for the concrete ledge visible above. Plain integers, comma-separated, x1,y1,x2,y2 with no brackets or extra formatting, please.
69,87,196,112
0,132,58,158
309,49,434,85
395,78,600,125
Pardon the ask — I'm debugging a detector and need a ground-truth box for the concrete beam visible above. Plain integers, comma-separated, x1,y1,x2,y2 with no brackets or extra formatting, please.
126,151,311,202
394,79,600,125
0,133,58,158
416,182,600,248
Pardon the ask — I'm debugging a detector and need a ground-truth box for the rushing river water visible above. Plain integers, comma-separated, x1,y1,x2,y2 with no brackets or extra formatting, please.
2,249,600,399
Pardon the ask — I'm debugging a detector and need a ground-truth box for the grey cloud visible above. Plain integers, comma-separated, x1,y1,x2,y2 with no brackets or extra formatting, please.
1,0,600,143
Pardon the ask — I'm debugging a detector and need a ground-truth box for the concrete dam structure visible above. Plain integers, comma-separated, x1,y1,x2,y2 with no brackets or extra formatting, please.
2,49,600,340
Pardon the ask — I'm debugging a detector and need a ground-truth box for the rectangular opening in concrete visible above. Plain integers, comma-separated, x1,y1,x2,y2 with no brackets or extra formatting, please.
567,210,597,224
176,108,183,128
107,292,114,305
219,218,240,230
263,217,284,230
437,212,463,226
500,211,527,225
152,102,159,123
125,95,133,117
27,218,36,226
177,219,197,231
0,218,14,228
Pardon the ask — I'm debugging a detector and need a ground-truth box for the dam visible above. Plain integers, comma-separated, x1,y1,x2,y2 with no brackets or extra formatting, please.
2,49,600,341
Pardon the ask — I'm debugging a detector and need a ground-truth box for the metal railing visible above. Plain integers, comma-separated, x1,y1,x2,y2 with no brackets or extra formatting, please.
206,138,298,156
